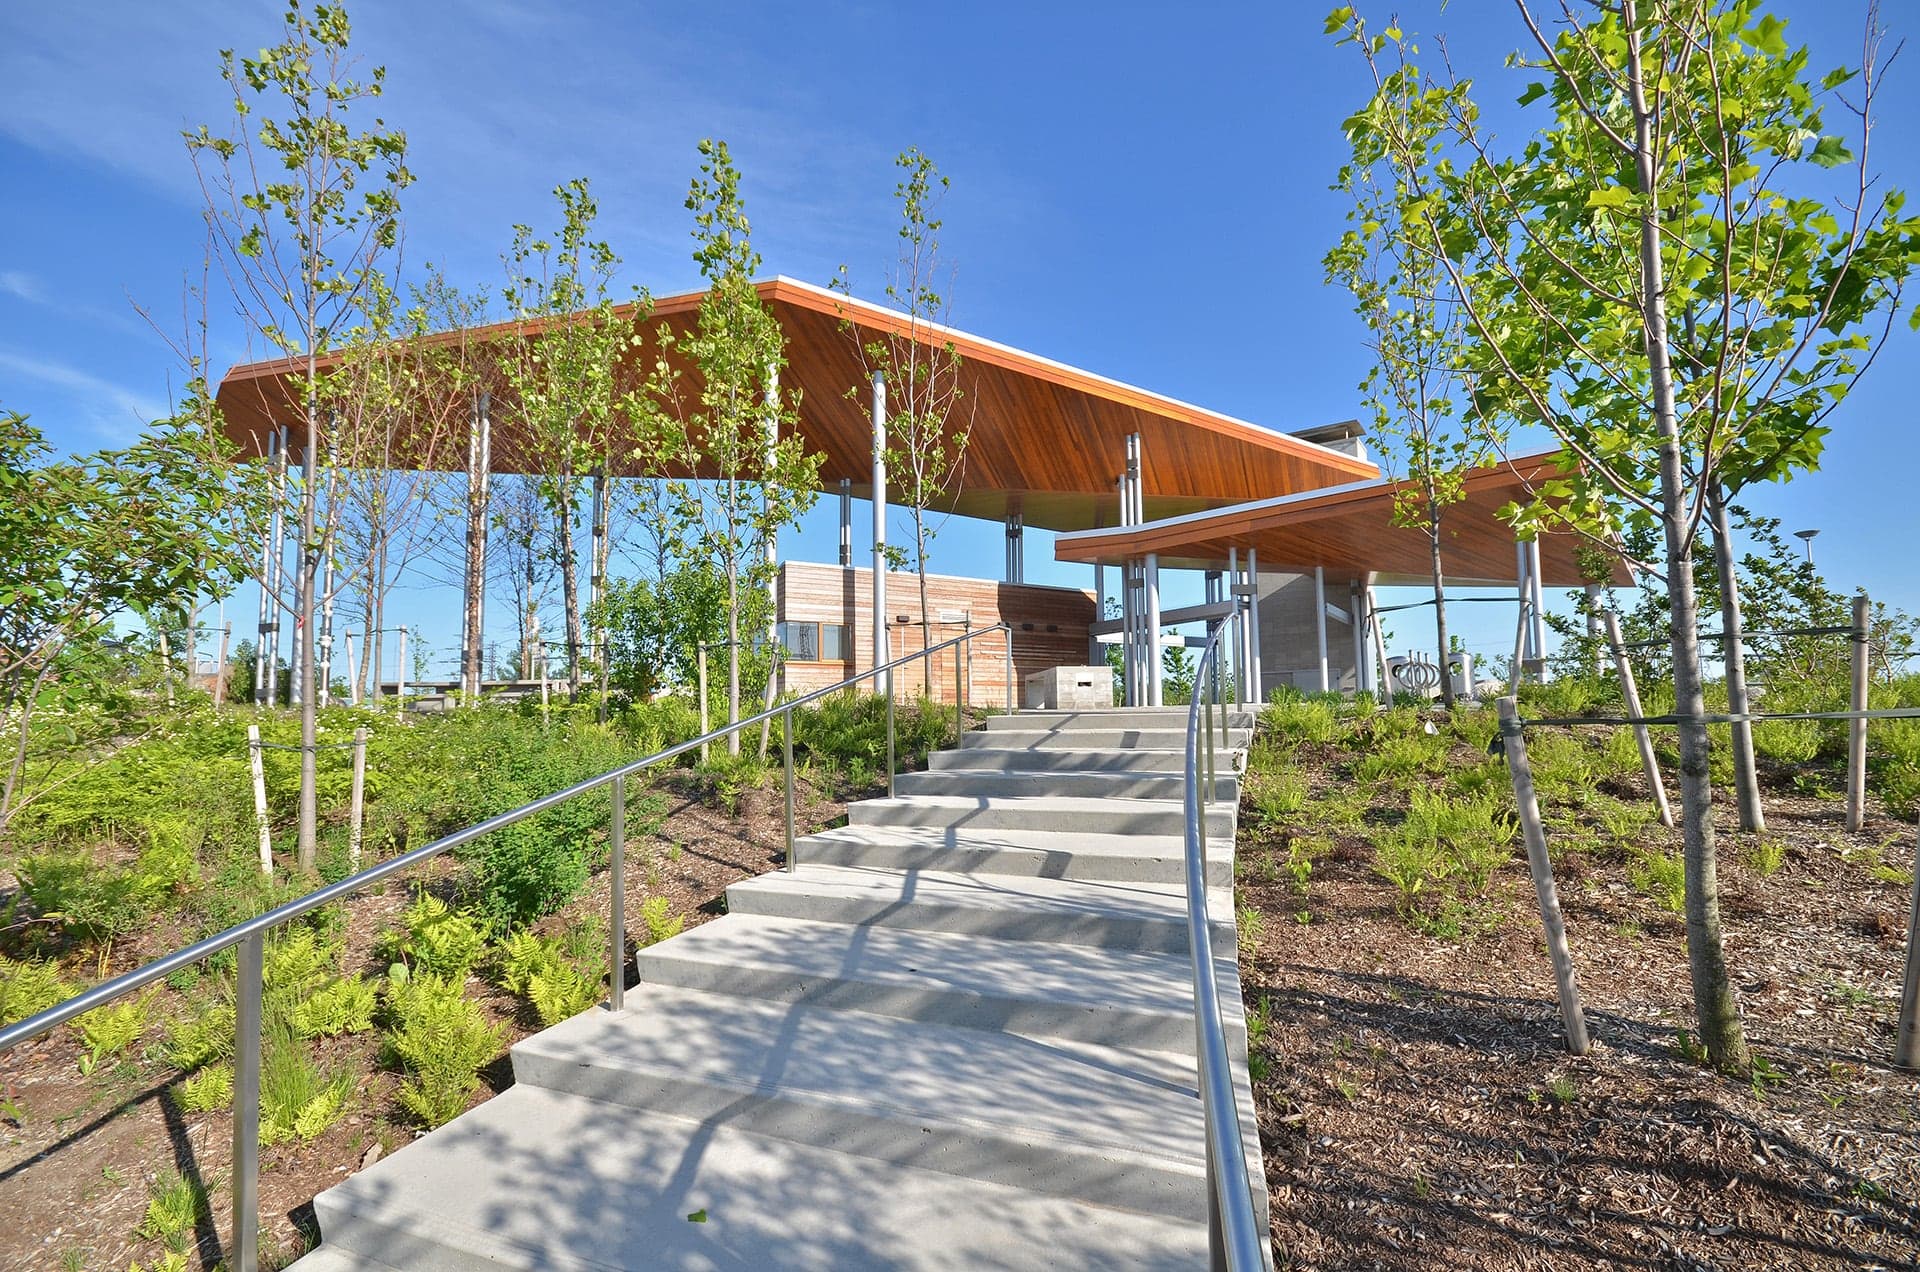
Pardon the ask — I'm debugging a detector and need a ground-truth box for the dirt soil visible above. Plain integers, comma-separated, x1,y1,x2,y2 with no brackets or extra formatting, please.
0,767,866,1272
1238,731,1920,1271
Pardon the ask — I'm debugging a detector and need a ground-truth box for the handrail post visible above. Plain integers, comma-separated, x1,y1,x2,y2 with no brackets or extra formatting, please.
1848,592,1871,832
886,670,896,798
232,931,263,1272
609,774,626,1012
783,706,797,872
1005,624,1015,714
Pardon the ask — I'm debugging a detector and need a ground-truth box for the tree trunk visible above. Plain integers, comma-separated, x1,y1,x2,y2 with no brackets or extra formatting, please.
1624,3,1749,1070
918,517,934,701
296,405,319,872
1428,485,1455,708
558,486,582,696
1709,482,1765,832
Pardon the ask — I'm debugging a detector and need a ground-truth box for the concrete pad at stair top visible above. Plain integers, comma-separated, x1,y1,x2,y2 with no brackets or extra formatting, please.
847,793,1204,837
984,708,1254,731
952,727,1246,752
510,986,1209,1217
725,864,1236,953
794,823,1237,888
634,913,1246,1053
309,1085,1207,1270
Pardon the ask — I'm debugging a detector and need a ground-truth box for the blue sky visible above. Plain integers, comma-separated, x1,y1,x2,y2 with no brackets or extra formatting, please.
3,2,1915,678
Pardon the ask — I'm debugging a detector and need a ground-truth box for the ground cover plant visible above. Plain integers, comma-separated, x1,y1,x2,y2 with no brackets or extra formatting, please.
0,682,958,1266
1234,685,1920,1269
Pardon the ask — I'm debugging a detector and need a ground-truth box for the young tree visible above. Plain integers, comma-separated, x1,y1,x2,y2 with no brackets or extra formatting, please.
497,179,646,696
1325,103,1495,708
657,140,822,753
0,410,261,830
187,0,411,869
833,150,973,696
1330,1,1918,1070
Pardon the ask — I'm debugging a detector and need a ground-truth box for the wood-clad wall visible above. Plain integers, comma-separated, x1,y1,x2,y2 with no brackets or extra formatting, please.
778,561,1096,706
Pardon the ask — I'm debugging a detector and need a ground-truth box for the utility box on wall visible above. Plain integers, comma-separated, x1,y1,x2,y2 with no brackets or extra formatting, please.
1024,665,1112,710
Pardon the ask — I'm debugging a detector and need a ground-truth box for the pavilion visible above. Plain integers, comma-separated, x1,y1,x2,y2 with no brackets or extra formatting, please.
216,276,1612,706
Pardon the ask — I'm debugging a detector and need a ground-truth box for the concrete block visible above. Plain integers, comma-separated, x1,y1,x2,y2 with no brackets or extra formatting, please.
1022,664,1113,710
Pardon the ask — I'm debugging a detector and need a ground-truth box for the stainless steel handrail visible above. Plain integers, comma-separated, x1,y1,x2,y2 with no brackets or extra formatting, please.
1186,621,1265,1272
0,619,1016,1270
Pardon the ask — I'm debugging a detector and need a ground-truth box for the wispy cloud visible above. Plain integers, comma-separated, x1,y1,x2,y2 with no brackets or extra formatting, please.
0,347,167,441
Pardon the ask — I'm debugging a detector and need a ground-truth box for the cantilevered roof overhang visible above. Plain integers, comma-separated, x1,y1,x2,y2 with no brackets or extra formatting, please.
215,276,1378,534
1053,453,1633,588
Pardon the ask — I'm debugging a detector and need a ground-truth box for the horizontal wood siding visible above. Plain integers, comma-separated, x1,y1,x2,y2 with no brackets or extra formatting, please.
778,561,1095,707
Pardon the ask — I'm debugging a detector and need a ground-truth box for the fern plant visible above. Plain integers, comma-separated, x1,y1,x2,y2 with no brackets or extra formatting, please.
384,974,502,1128
528,961,599,1027
175,1063,234,1114
165,1002,236,1071
640,896,683,947
0,955,69,1027
377,894,487,979
74,995,150,1075
292,974,378,1038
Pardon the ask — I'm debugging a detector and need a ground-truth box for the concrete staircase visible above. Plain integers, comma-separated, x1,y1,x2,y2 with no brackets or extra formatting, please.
293,706,1264,1271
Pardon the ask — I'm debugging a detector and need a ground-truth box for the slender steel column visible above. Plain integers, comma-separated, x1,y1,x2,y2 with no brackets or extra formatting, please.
1145,553,1162,706
1313,565,1329,694
871,372,887,689
838,478,853,568
1246,547,1263,704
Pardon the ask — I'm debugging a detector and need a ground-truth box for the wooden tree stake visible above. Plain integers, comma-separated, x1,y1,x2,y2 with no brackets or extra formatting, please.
1498,697,1591,1055
1848,593,1871,832
247,725,272,877
1604,610,1673,828
1896,819,1920,1071
348,726,368,871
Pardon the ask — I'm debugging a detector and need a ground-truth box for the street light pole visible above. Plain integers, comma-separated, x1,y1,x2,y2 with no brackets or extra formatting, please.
1793,528,1820,565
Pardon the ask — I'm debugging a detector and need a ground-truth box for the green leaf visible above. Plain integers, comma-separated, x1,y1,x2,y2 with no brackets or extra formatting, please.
686,1209,708,1223
1808,135,1852,168
1585,187,1632,212
1517,82,1547,107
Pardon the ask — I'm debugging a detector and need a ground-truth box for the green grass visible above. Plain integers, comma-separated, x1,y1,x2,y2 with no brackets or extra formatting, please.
137,1171,214,1252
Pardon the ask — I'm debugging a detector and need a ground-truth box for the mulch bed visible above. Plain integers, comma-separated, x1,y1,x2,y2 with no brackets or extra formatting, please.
0,767,863,1271
1238,736,1920,1271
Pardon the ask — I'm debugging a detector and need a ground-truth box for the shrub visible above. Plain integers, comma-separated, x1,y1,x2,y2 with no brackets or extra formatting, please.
377,895,486,980
17,853,151,971
384,973,502,1128
1524,733,1593,805
640,896,684,947
1518,676,1610,719
1744,835,1787,876
1372,791,1515,935
1753,717,1822,766
0,955,70,1027
74,995,149,1074
175,1063,233,1114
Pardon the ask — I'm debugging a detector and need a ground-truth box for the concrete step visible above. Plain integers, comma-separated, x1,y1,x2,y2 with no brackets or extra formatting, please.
987,708,1255,732
511,986,1209,1220
287,1248,407,1272
795,823,1236,888
952,727,1249,752
931,745,1200,774
309,1084,1206,1270
634,912,1243,1054
894,766,1238,802
725,863,1233,953
849,793,1221,838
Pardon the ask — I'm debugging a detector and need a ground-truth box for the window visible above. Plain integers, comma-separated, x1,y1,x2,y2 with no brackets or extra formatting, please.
820,623,852,662
777,622,819,661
